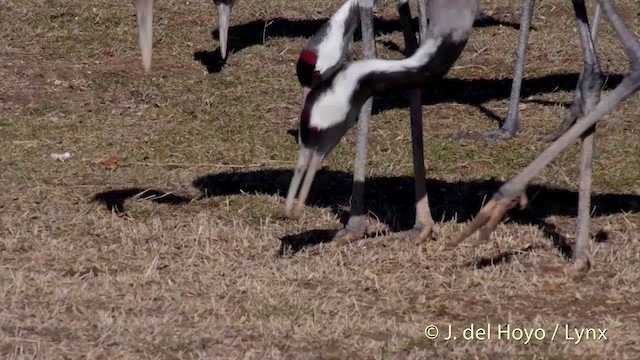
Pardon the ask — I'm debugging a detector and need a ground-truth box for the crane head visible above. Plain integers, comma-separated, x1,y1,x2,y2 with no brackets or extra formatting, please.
296,50,322,101
284,76,357,219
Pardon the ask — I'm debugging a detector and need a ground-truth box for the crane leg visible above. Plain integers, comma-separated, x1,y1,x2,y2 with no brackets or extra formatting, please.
417,0,428,43
394,0,437,242
567,0,603,273
448,0,640,275
540,1,611,143
480,0,536,140
214,0,233,60
333,0,437,245
332,0,377,245
134,0,154,72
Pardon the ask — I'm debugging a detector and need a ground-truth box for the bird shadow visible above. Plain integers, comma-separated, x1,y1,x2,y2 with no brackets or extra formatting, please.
194,13,519,73
193,50,227,74
92,188,191,214
188,169,638,255
371,73,624,126
465,222,599,268
92,169,639,260
474,13,523,30
278,229,340,256
466,244,546,269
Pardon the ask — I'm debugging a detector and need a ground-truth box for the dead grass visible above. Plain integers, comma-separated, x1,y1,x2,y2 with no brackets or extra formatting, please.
1,0,639,358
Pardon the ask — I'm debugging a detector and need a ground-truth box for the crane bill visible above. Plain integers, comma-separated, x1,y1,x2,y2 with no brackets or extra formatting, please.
284,148,324,219
216,3,231,60
134,0,153,72
302,87,310,103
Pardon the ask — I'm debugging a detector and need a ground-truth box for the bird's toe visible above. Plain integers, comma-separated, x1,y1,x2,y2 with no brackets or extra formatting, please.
331,227,366,247
566,257,591,274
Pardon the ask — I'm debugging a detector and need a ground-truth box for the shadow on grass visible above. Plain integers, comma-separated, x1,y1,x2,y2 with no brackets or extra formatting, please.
371,73,624,124
277,229,385,257
465,244,548,269
92,188,191,213
278,229,339,256
194,14,519,73
93,168,639,259
191,169,638,255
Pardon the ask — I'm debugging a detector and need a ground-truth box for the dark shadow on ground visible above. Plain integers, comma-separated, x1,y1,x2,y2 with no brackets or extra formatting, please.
466,244,547,269
195,13,519,73
371,73,624,123
193,51,227,74
278,229,340,256
190,169,639,254
190,169,640,228
92,188,191,213
92,169,639,257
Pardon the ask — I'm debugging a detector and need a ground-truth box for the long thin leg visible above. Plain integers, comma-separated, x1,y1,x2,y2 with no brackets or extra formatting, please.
396,0,418,53
396,0,437,241
540,0,613,143
480,0,610,142
417,0,428,44
449,0,640,272
590,2,606,36
334,0,434,244
134,0,154,72
571,0,604,272
333,0,377,243
482,0,536,140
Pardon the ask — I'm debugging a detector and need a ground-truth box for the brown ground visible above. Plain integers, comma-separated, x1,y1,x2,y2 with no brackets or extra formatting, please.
1,0,639,358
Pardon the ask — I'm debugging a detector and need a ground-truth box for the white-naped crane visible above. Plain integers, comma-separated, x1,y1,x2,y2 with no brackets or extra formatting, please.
286,0,639,274
481,0,613,141
285,0,480,243
297,0,610,145
449,0,639,274
295,0,432,245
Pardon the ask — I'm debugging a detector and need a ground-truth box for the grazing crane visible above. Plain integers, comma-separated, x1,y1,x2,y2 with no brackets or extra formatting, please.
285,0,480,244
296,0,432,244
292,0,611,245
482,0,612,141
449,0,639,273
285,0,638,274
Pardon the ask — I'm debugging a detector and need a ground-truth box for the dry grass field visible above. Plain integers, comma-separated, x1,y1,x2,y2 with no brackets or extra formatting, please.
1,0,640,358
